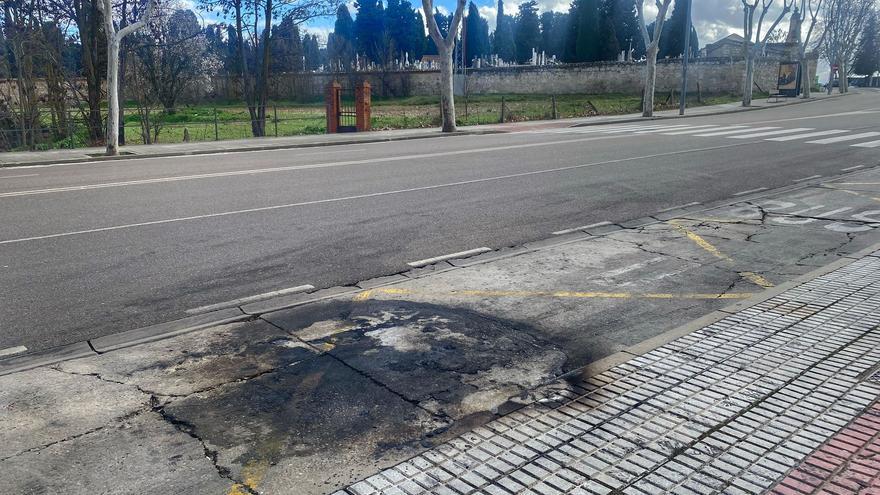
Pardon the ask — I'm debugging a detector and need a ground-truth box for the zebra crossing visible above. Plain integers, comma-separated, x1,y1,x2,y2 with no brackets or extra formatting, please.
526,122,880,148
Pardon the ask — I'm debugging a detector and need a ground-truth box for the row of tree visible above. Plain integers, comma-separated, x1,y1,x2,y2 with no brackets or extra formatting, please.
322,0,699,68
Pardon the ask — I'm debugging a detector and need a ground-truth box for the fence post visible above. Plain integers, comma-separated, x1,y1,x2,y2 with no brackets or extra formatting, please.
326,81,342,134
274,105,279,137
213,108,219,141
551,95,558,120
499,96,506,123
67,110,74,149
355,81,371,132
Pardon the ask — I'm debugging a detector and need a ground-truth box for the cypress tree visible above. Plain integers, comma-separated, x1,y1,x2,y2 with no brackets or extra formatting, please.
493,0,516,62
659,0,698,59
465,2,490,65
514,0,540,64
854,11,880,80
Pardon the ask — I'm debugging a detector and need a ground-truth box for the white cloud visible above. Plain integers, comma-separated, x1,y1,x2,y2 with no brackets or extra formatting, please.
479,5,497,30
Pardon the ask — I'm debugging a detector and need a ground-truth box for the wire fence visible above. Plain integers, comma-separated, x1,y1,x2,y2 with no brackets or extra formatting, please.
0,92,730,152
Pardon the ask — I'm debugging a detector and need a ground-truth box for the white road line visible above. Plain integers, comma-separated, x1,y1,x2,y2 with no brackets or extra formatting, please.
0,174,38,179
407,247,492,268
728,128,815,139
0,345,27,357
185,284,315,314
842,165,865,171
765,130,849,142
660,125,736,135
0,142,751,245
852,140,880,148
733,187,769,196
632,125,696,134
600,125,671,133
695,127,781,137
807,132,880,145
552,221,612,235
657,201,700,213
0,135,632,199
793,175,822,182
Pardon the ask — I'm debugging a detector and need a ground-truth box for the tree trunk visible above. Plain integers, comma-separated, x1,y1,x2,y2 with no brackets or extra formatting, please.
106,37,120,155
439,48,456,132
742,53,755,107
800,51,811,99
642,45,658,117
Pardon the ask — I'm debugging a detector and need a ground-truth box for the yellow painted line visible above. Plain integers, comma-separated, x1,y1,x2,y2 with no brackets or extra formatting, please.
667,220,774,289
353,287,753,301
740,272,774,289
228,459,269,495
667,220,734,262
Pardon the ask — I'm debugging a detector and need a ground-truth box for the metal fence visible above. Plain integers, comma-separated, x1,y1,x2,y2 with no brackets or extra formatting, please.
0,93,717,152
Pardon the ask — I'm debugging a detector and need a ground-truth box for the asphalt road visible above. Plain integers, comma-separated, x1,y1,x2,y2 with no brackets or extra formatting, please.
1,91,879,352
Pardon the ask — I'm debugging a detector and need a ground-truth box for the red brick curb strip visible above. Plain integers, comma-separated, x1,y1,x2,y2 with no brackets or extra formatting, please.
771,402,880,495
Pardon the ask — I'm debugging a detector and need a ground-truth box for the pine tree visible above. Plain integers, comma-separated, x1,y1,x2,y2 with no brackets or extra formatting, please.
658,0,698,59
514,0,540,63
854,11,880,80
465,2,490,65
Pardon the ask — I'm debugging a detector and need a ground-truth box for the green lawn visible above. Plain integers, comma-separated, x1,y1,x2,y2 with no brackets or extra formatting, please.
5,92,753,150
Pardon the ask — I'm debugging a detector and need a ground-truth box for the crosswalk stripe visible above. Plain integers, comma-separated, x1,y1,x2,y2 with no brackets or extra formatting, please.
632,125,696,134
852,140,880,148
600,125,671,133
659,125,732,135
694,126,781,137
765,130,849,141
728,128,815,139
807,132,880,144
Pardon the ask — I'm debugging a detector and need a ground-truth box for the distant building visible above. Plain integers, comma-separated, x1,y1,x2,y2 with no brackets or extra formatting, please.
700,33,799,61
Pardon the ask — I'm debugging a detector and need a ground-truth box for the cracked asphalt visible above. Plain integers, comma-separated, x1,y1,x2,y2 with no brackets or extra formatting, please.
1,91,879,353
5,161,880,493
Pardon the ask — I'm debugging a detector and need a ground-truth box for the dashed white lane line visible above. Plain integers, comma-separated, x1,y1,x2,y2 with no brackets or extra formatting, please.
842,165,866,171
728,128,814,139
733,187,769,196
694,126,781,137
793,175,822,183
0,174,39,179
657,201,700,213
185,284,315,314
552,221,612,235
631,125,695,134
853,140,880,148
0,345,28,357
807,132,880,145
765,129,848,142
407,247,492,268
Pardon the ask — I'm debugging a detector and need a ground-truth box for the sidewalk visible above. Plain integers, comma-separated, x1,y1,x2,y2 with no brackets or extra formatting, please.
339,252,880,495
0,92,843,168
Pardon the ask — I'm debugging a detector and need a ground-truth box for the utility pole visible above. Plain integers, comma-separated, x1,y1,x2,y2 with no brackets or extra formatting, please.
679,0,693,116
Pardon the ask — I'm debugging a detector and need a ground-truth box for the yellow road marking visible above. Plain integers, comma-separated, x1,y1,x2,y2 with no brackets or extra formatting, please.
228,460,269,495
739,272,774,289
667,220,734,262
667,219,774,289
353,287,753,301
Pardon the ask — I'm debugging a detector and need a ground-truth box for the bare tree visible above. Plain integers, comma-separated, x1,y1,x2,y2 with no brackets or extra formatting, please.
741,0,793,107
792,0,824,99
422,0,465,132
636,0,673,118
96,0,154,155
822,0,875,94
